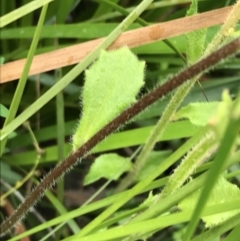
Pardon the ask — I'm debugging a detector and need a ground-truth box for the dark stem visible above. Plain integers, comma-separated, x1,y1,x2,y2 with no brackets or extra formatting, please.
1,38,239,236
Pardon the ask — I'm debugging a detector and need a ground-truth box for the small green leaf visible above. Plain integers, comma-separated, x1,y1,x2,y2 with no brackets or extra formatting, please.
173,102,219,126
84,153,132,185
179,176,240,228
72,47,145,150
0,104,9,118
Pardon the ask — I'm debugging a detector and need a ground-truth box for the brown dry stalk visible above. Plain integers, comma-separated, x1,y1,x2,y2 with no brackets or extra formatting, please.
1,37,239,237
0,6,235,84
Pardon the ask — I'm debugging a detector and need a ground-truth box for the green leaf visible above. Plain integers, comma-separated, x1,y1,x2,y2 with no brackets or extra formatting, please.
84,153,132,185
173,102,220,126
72,47,145,150
179,176,240,228
0,104,9,118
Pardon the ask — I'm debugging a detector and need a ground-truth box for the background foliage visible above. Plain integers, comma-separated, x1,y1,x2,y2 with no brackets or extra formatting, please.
0,0,239,241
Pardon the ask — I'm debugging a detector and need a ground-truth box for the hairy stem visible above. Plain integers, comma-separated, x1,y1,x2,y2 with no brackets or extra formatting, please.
160,131,218,199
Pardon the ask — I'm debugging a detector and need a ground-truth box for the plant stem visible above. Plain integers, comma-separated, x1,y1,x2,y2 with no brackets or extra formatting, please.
118,77,198,192
160,131,218,199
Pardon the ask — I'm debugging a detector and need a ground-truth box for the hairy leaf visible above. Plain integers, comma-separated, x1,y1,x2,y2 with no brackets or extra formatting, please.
173,102,219,126
84,153,132,185
72,47,145,150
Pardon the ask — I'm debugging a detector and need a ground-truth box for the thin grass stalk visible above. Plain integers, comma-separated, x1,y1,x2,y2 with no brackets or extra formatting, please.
0,0,54,28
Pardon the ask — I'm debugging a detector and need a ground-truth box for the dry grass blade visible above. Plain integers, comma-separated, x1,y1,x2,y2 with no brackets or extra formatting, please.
0,6,235,84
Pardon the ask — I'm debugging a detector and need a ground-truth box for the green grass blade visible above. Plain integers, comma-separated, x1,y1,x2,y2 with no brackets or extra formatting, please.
0,0,54,28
